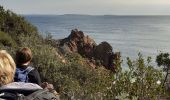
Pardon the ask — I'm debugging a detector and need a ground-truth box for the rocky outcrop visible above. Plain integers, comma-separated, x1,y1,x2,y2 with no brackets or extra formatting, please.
94,42,113,68
57,29,96,58
55,29,120,71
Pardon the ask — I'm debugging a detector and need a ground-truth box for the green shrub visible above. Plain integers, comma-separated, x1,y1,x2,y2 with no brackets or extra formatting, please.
156,53,170,98
0,31,16,47
0,6,39,42
108,53,165,99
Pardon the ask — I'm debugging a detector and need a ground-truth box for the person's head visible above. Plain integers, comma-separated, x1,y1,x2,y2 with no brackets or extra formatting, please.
0,50,16,86
16,47,32,65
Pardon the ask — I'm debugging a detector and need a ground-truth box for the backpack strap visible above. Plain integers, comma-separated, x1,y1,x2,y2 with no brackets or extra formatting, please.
25,66,34,82
25,66,34,73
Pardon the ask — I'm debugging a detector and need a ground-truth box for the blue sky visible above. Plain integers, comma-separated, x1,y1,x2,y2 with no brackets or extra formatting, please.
0,0,170,15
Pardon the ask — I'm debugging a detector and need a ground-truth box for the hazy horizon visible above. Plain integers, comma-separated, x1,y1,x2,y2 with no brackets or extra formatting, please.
23,14,170,16
1,0,170,15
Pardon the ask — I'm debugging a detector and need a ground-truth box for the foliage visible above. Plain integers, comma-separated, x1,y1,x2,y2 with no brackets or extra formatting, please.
0,31,16,47
156,53,170,69
103,53,164,99
0,6,40,41
156,53,170,97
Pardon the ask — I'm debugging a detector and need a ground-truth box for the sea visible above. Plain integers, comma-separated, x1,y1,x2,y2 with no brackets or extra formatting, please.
25,15,170,67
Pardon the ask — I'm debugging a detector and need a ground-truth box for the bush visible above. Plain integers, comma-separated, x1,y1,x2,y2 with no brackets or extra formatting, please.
108,53,164,99
0,6,39,42
0,31,16,47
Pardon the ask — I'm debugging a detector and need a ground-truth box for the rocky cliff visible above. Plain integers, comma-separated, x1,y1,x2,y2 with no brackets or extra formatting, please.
54,29,120,71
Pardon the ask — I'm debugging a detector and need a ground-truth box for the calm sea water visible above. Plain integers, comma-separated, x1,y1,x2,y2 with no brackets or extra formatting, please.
25,15,170,66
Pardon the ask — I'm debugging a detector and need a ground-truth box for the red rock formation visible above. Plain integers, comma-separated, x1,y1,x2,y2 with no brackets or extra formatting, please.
56,29,119,71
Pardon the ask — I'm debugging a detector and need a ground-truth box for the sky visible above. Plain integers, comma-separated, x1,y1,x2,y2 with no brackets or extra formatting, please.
0,0,170,15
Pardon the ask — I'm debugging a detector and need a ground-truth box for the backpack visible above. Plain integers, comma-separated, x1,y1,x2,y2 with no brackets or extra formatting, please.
0,89,60,100
15,66,34,82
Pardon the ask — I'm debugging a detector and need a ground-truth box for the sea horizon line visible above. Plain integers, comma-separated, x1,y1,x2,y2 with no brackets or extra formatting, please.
21,14,170,17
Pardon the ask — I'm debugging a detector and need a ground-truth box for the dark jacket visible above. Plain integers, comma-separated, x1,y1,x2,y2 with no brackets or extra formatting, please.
14,65,41,85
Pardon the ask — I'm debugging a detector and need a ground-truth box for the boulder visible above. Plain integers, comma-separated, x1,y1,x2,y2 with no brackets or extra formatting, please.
94,41,113,67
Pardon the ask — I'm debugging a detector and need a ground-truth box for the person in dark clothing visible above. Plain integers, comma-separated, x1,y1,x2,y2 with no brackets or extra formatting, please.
14,47,41,85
